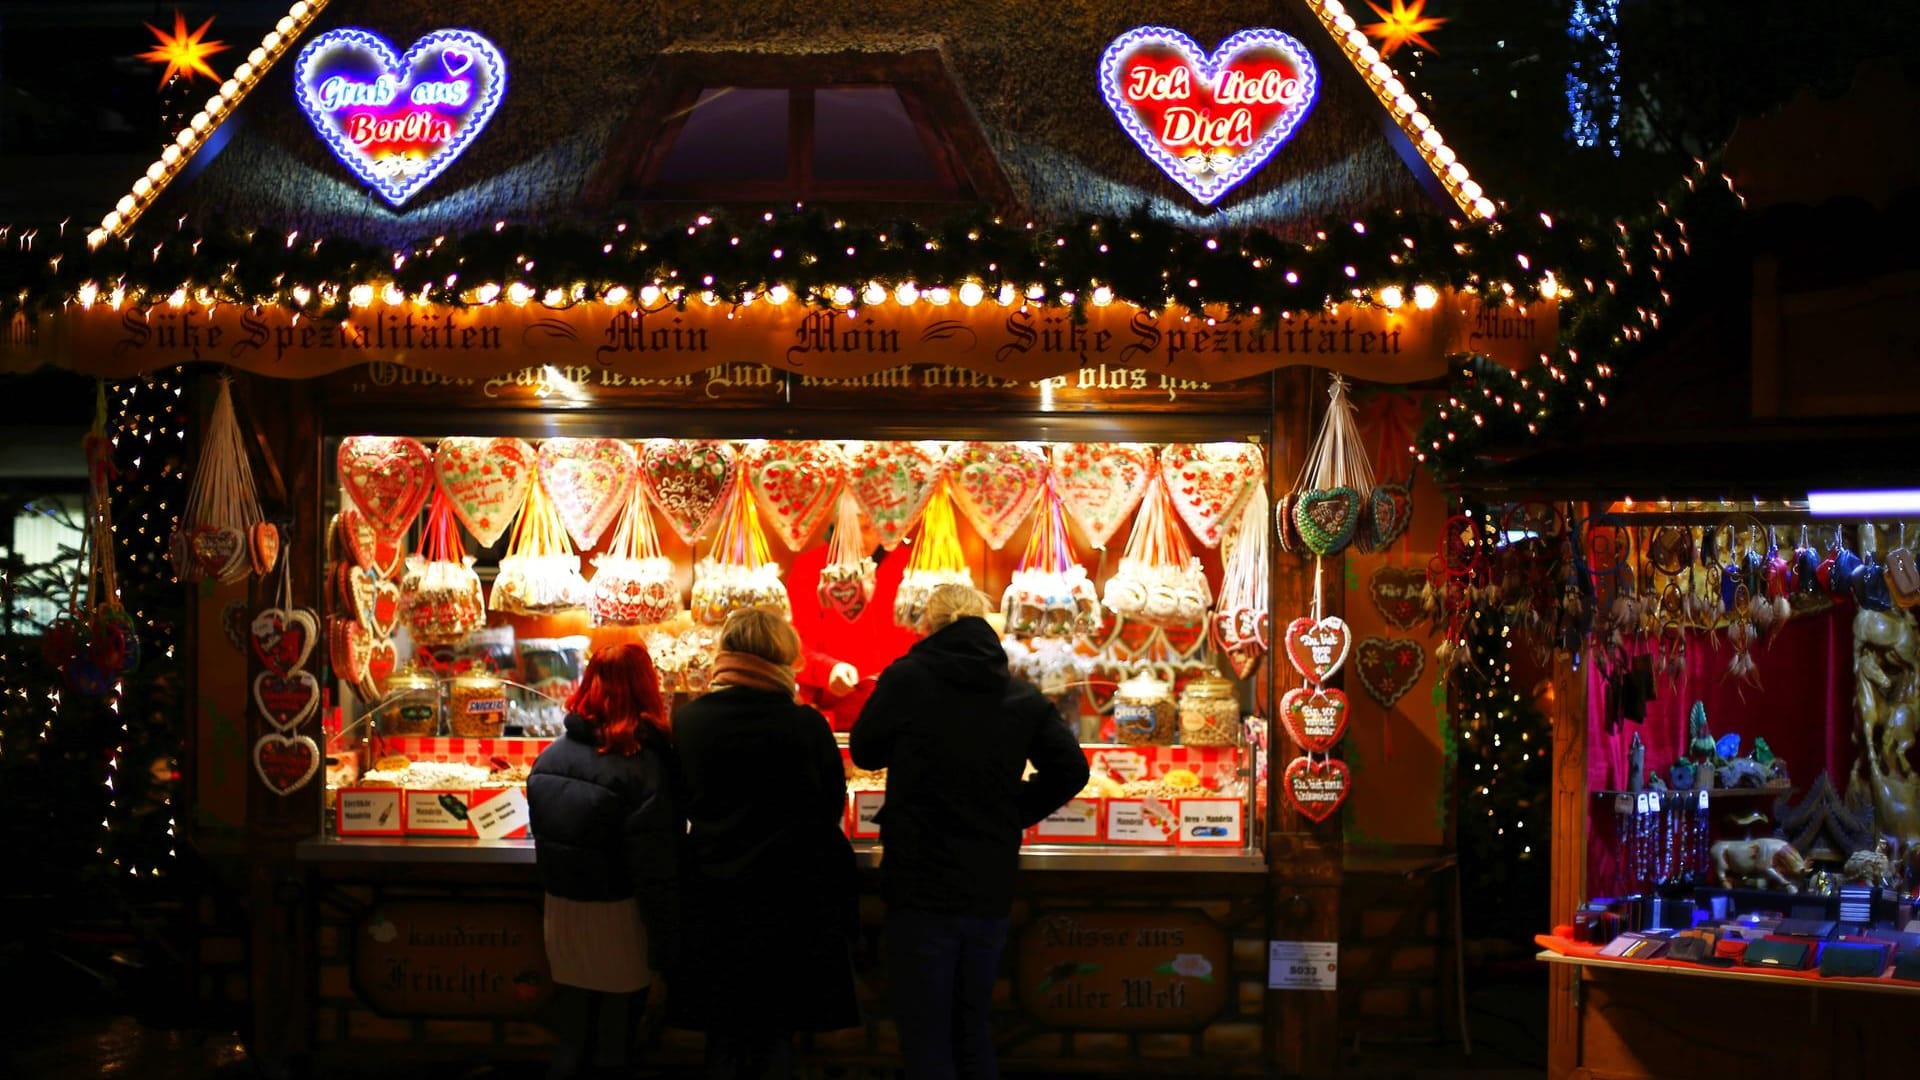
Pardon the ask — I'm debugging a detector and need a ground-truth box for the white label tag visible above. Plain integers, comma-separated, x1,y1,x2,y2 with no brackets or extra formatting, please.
1268,940,1338,991
405,790,472,834
470,788,530,840
1091,748,1149,783
850,791,885,838
1178,799,1243,844
1034,798,1101,840
337,788,401,835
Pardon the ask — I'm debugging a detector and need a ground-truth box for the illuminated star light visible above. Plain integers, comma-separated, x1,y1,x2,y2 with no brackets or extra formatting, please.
1364,0,1448,58
138,11,230,87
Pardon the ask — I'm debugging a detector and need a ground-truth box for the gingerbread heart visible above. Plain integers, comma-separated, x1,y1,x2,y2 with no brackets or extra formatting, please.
250,608,317,676
537,437,638,550
189,525,248,582
818,575,870,621
746,440,846,551
338,436,433,541
1274,492,1300,553
1086,661,1127,715
363,638,399,699
1084,604,1124,655
1369,482,1414,551
1051,442,1154,549
1280,685,1350,753
254,670,320,730
434,436,535,547
1355,637,1425,709
1157,621,1208,662
845,441,948,551
1293,487,1362,556
1210,606,1268,679
1114,617,1158,659
947,441,1049,549
253,732,319,796
1367,566,1428,631
370,579,402,638
329,616,371,685
1285,615,1351,683
639,439,737,544
348,570,379,630
1283,756,1350,824
1160,443,1263,549
333,509,398,574
249,522,281,576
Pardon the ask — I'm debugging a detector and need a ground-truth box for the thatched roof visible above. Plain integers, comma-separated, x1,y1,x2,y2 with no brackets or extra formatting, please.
146,0,1469,244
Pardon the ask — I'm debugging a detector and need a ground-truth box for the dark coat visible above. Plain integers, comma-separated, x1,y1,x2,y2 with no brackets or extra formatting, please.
667,686,859,1034
527,713,682,969
850,617,1090,918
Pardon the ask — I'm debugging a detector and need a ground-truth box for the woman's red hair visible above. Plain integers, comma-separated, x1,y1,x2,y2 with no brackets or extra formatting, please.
566,643,670,756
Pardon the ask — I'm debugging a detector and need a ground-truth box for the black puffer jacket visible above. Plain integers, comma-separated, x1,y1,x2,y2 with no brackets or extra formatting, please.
850,617,1089,918
527,713,682,968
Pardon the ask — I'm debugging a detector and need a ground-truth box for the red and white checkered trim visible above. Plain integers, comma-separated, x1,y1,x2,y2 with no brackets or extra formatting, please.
372,735,551,767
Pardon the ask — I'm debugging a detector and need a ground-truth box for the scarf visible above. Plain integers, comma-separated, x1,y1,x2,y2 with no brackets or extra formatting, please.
708,650,798,698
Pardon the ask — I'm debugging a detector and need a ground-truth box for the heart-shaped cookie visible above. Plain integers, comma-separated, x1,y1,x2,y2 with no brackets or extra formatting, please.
1367,566,1428,631
1283,755,1350,824
338,436,433,541
1355,637,1425,709
844,441,948,551
1369,482,1414,551
1157,621,1209,663
746,440,846,551
1280,685,1350,753
329,616,371,686
433,436,535,547
1293,487,1362,557
254,732,320,796
537,437,638,551
370,580,402,638
947,441,1049,550
249,522,281,576
293,28,508,207
639,439,737,544
1160,443,1263,548
333,509,403,576
1285,615,1351,683
1210,605,1269,679
1099,26,1320,205
250,608,318,676
1274,491,1300,554
189,525,248,582
1051,442,1154,549
254,670,320,730
818,575,870,621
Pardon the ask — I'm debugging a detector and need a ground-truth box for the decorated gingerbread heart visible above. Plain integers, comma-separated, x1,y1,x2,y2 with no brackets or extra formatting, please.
254,732,320,796
1355,637,1426,709
745,440,846,551
250,608,317,676
329,616,371,686
254,670,320,730
537,438,638,551
1367,566,1428,631
249,522,281,576
1157,620,1209,663
1160,443,1263,548
1292,487,1362,556
189,525,248,582
845,441,947,551
1280,685,1350,753
639,439,737,544
338,436,433,541
1285,615,1351,683
369,579,402,639
364,638,399,699
1283,755,1350,824
947,441,1049,550
1051,442,1154,549
1368,482,1414,551
334,509,402,576
433,436,535,547
1210,606,1268,679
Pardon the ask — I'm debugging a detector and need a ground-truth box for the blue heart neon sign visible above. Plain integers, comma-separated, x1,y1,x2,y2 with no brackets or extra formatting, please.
294,28,507,206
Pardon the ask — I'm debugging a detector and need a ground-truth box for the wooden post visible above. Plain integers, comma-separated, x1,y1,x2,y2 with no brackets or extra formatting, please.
1545,639,1591,1080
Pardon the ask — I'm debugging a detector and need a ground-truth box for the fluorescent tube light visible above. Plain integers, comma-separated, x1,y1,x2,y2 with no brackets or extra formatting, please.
1806,490,1920,516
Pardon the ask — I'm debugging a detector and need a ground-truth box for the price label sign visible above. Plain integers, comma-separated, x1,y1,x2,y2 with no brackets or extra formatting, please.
1267,940,1338,991
471,788,530,840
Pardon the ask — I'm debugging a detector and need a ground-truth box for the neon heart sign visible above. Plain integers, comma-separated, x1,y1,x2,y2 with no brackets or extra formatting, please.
1100,26,1318,205
294,28,507,206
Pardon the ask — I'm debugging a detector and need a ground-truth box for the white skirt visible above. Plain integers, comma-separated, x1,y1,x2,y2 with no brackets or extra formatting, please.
544,894,651,993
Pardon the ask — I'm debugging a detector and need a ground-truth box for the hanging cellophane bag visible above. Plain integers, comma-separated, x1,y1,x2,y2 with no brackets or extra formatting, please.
400,489,486,646
1212,483,1272,679
691,462,788,626
1102,469,1211,628
1287,374,1377,557
489,476,589,615
894,480,973,629
1002,481,1099,639
171,377,267,584
590,485,680,626
818,490,877,621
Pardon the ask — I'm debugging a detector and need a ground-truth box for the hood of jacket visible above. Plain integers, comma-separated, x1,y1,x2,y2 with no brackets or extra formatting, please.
907,616,1010,689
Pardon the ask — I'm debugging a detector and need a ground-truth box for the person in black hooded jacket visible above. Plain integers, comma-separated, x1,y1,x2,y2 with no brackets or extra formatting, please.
851,584,1088,1080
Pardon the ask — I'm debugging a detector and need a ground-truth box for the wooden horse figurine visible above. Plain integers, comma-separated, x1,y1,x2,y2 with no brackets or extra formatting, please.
1710,836,1809,892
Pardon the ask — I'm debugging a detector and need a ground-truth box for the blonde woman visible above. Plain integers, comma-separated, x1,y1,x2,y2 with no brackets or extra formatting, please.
851,584,1089,1080
668,607,858,1078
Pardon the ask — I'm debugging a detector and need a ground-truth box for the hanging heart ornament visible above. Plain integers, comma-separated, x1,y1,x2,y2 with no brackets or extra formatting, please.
338,436,433,541
254,671,321,730
333,509,405,578
1367,566,1428,631
434,436,535,547
1283,756,1350,824
329,616,371,686
745,440,846,551
189,525,249,582
1160,443,1263,548
1293,486,1363,557
1368,482,1414,550
1280,686,1350,753
293,28,508,207
1356,636,1426,709
250,608,318,676
1285,615,1352,683
249,522,281,576
1210,607,1269,679
1099,26,1319,205
1051,442,1155,549
947,441,1049,549
254,732,320,796
537,438,638,550
639,439,737,544
846,441,948,550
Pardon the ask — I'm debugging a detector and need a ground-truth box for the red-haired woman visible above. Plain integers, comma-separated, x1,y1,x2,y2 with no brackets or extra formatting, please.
528,642,681,1080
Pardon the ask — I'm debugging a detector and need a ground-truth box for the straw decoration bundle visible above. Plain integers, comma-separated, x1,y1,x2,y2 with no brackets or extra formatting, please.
172,377,266,584
490,476,589,614
894,480,973,629
691,462,788,626
1283,375,1378,557
590,485,681,626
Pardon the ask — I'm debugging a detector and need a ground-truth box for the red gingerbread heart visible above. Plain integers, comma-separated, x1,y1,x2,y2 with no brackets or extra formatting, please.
1367,566,1428,631
363,638,399,698
1159,443,1263,549
332,510,400,575
189,525,248,582
1283,755,1350,824
1355,636,1426,710
746,440,846,551
1284,615,1351,683
249,522,281,576
369,580,402,639
329,616,371,685
253,670,320,730
1210,605,1269,679
1051,442,1154,550
1279,685,1350,753
250,608,317,676
845,440,948,551
254,733,319,796
639,439,737,544
338,436,433,541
